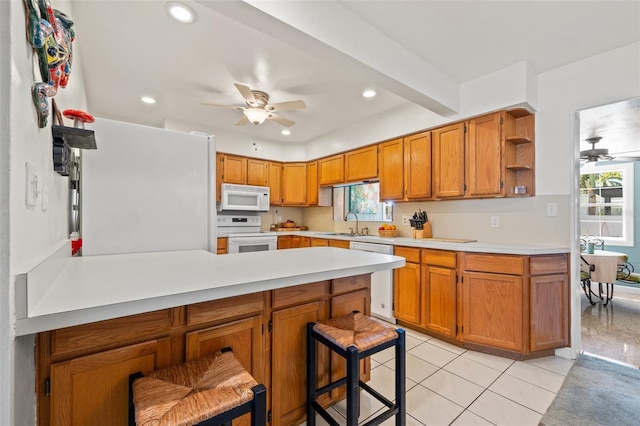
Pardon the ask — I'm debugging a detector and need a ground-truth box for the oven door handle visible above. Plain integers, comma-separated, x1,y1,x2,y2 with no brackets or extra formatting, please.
228,236,277,245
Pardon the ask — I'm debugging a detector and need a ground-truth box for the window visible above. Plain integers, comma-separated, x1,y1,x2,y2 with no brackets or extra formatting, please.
579,162,634,246
333,182,393,222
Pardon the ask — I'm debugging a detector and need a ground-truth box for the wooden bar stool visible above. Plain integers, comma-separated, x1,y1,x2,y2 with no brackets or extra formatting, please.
129,347,266,426
307,311,406,426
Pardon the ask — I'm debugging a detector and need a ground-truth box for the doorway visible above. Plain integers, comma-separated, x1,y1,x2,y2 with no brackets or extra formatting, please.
576,97,640,367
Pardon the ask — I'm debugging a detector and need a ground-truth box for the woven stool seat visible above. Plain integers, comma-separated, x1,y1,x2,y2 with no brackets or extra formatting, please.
313,311,399,352
132,350,259,426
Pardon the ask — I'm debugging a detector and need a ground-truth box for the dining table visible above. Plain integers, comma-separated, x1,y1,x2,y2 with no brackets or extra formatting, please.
581,250,628,306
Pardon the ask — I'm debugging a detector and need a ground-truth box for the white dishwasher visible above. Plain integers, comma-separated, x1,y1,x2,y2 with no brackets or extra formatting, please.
349,241,395,323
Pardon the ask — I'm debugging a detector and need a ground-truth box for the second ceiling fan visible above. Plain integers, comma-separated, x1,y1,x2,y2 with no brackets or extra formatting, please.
202,83,306,127
580,136,640,163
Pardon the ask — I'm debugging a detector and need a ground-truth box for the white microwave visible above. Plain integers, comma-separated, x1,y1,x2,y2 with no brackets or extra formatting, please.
218,184,270,212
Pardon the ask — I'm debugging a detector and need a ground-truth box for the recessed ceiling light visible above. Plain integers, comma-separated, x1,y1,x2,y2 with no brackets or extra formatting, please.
141,96,156,104
165,1,197,24
281,129,291,136
362,89,376,98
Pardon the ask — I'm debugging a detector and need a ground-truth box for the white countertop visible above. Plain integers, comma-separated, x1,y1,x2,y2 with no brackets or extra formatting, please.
275,231,570,255
14,247,405,336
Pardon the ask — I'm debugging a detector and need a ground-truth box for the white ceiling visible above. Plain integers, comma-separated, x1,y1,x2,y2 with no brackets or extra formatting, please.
69,0,640,147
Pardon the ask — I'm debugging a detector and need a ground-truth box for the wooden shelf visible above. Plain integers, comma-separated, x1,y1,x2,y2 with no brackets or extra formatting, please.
506,136,532,145
505,108,533,118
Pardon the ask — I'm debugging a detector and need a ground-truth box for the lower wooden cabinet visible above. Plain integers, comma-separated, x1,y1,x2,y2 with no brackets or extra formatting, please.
217,237,228,254
50,338,171,426
422,249,457,338
38,278,372,426
393,249,421,325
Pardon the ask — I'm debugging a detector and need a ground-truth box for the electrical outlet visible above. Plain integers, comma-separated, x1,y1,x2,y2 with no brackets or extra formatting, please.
491,216,500,228
402,215,412,226
547,202,558,217
25,162,40,207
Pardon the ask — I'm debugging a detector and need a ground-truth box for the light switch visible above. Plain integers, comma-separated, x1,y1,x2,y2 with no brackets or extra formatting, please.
547,203,558,217
25,162,40,207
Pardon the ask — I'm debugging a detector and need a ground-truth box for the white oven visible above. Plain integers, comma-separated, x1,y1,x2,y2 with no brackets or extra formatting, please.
217,213,277,254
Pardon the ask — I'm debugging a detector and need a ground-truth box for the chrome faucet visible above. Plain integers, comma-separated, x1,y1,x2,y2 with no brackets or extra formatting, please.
345,211,359,235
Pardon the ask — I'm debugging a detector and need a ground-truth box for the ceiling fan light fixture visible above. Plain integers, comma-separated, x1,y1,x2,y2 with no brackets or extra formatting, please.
165,1,197,24
580,136,613,162
244,108,270,125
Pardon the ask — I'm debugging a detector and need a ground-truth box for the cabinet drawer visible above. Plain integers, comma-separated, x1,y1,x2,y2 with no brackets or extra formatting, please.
421,249,457,268
394,246,420,263
273,281,330,309
530,255,568,275
464,253,524,275
52,309,172,358
332,274,370,295
187,293,265,326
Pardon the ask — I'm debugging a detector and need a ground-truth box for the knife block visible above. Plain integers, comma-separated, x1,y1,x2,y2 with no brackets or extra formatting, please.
412,222,432,239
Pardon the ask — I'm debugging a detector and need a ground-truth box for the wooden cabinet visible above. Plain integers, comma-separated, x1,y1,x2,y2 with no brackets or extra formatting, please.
432,122,465,198
268,161,283,205
50,338,171,425
529,255,569,351
503,109,535,196
345,145,378,182
277,235,293,249
310,238,329,247
393,247,422,325
217,237,227,254
247,158,269,187
466,112,503,198
306,160,318,206
318,154,344,186
404,131,432,200
329,239,350,249
220,154,248,184
421,249,457,338
378,138,404,201
282,163,307,205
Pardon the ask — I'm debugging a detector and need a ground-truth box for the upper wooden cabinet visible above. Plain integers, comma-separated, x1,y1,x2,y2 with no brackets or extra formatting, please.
466,112,503,198
219,154,247,184
246,158,269,187
318,154,344,186
344,145,378,182
378,138,404,201
307,160,319,206
268,161,283,205
404,131,432,200
282,163,307,205
432,122,466,198
503,109,535,197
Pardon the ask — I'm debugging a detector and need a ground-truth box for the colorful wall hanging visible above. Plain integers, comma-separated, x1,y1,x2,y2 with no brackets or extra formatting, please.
25,0,75,128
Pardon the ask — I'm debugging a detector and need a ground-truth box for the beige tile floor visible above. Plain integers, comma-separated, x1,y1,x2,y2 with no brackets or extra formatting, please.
308,326,575,426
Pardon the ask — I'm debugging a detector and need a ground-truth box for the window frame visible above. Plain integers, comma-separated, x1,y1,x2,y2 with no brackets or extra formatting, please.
579,161,635,247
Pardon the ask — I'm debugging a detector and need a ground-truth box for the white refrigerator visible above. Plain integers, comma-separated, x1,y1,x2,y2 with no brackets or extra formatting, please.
81,118,216,256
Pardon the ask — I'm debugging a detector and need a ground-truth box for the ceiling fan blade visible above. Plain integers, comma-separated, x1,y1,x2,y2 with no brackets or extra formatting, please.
267,100,307,111
201,102,244,110
268,113,295,127
613,155,640,162
235,115,249,126
234,83,256,104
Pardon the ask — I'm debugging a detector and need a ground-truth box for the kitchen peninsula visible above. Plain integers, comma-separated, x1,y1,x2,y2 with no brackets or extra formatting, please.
19,247,404,426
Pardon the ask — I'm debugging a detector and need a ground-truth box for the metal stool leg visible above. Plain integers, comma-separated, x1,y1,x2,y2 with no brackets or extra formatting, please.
395,329,406,426
251,384,267,426
307,323,317,426
346,346,359,426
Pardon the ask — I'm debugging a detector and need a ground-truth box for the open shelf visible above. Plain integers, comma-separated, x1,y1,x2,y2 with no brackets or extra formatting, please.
505,136,532,145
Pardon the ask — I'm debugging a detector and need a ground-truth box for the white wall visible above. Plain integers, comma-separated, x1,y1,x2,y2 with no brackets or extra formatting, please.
2,0,88,423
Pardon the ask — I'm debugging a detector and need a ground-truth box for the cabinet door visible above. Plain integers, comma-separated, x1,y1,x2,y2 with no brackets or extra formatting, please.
423,265,456,337
318,154,344,185
277,235,292,249
310,238,329,247
307,160,318,206
466,112,503,198
378,138,404,200
530,274,569,351
217,237,228,254
329,239,350,249
222,154,247,184
185,316,265,384
405,131,432,200
461,272,523,351
393,262,421,325
216,153,224,202
50,338,171,426
432,122,465,198
247,158,269,187
271,301,328,426
345,145,378,182
268,161,283,205
282,163,307,205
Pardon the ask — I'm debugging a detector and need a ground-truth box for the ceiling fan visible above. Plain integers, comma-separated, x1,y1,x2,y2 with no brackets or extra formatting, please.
201,83,306,127
580,136,640,163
